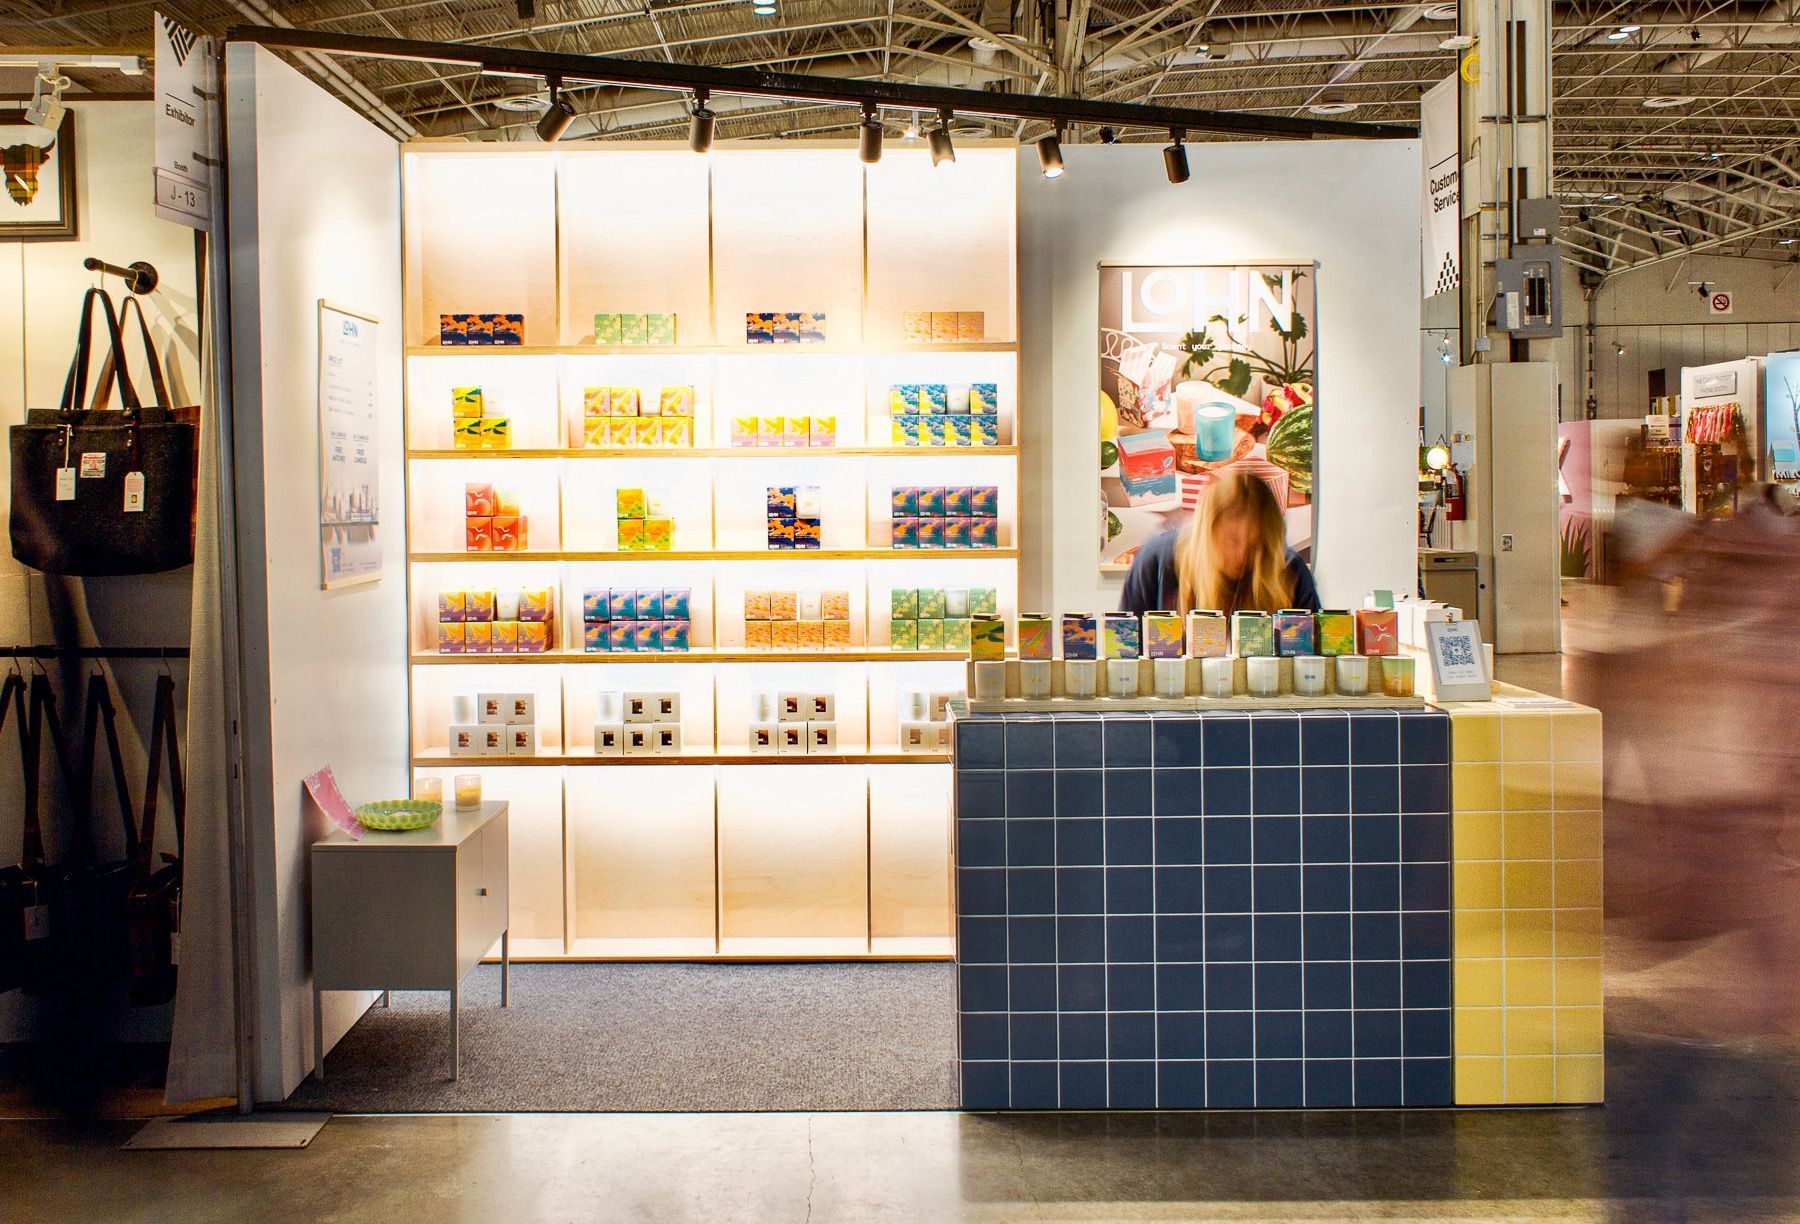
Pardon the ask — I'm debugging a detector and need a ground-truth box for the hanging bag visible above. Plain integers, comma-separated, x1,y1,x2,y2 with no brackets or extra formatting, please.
93,295,203,543
127,673,185,1005
0,670,47,994
9,286,197,575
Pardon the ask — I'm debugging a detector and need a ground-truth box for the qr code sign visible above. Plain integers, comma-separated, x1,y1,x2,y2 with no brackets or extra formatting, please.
1439,632,1477,670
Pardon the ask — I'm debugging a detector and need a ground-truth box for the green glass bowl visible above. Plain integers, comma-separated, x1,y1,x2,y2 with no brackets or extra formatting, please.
356,799,443,832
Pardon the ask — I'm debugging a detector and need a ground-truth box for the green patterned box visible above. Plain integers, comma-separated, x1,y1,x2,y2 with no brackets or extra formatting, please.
890,588,918,620
1316,610,1357,656
593,313,622,344
618,313,648,344
1231,611,1276,657
916,618,946,650
971,615,1006,660
968,586,998,616
890,619,917,650
646,312,677,345
918,588,947,620
944,617,972,651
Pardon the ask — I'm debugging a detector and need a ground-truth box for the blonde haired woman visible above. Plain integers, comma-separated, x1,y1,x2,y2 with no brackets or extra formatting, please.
1119,470,1320,615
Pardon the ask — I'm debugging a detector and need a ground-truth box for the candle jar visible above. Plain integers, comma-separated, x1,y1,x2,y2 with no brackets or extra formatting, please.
1064,659,1098,699
972,660,1007,701
415,776,444,804
1381,656,1416,698
1018,659,1053,699
1292,655,1329,697
1195,401,1236,462
1245,655,1281,697
1334,655,1370,696
454,773,482,810
1153,657,1188,699
1200,656,1235,698
1106,658,1140,698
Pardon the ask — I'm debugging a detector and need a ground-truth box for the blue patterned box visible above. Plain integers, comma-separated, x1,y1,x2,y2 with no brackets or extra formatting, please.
918,486,948,518
922,384,949,416
583,590,609,623
1061,613,1098,660
583,624,608,652
609,588,637,621
970,383,998,416
1274,609,1316,656
638,588,665,620
892,486,919,516
664,588,691,621
1102,612,1142,660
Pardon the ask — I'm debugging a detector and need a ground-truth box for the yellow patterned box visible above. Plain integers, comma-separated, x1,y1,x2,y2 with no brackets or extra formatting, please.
732,416,761,447
746,621,772,650
643,517,673,551
437,622,465,654
437,590,466,622
820,589,850,621
607,418,636,447
784,417,811,448
822,619,852,650
796,620,824,650
761,416,786,445
583,386,611,418
634,418,662,448
452,386,484,418
479,417,511,449
903,311,933,343
660,418,691,448
971,615,1006,660
464,622,493,654
1445,688,1604,1106
770,619,799,650
452,417,483,450
583,419,610,449
1317,610,1357,657
616,488,648,519
617,519,645,552
890,384,921,415
491,621,518,653
1144,612,1184,659
464,589,496,621
518,586,554,622
1017,615,1053,661
809,416,836,447
659,385,694,418
610,386,641,417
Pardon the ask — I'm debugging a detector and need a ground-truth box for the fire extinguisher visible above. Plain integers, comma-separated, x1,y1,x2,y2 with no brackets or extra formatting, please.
1442,462,1467,521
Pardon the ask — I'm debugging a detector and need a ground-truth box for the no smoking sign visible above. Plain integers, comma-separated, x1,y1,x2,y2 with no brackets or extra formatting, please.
1708,290,1734,315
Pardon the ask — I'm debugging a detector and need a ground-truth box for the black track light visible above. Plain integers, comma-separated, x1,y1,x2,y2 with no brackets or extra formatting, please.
928,109,956,167
858,104,883,164
689,89,715,154
1163,129,1190,184
536,77,575,143
1036,128,1064,179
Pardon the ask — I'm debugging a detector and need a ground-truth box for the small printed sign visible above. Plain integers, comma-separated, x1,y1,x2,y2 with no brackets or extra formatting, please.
79,452,105,478
1426,618,1492,702
1708,290,1733,316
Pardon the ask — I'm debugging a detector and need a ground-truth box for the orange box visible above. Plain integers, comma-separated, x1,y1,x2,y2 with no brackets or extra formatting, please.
769,590,798,620
822,619,852,649
617,519,646,551
643,517,673,551
820,589,850,621
464,621,493,653
957,311,985,342
1356,607,1400,656
465,517,494,552
465,482,496,517
796,620,825,649
492,515,527,552
491,621,518,653
517,621,551,653
746,621,773,650
931,312,959,343
744,590,771,620
437,622,466,654
465,589,496,621
770,620,799,650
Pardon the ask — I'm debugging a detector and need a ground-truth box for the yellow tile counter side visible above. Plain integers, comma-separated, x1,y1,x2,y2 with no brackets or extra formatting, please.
1434,683,1603,1105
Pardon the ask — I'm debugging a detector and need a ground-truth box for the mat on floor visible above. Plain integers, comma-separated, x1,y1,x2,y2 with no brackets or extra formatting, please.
282,962,959,1113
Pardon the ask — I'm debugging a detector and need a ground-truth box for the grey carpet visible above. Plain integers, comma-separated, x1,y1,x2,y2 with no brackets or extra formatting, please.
282,962,959,1113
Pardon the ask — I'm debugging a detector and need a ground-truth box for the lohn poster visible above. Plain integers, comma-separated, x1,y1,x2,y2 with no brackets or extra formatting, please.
1767,350,1800,496
1098,263,1317,573
318,300,383,588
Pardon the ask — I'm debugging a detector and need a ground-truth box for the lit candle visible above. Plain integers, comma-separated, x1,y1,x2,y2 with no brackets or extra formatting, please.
415,776,443,804
454,773,482,810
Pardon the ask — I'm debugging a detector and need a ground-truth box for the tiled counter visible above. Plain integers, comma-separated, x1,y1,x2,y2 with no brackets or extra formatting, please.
950,692,1603,1111
951,706,1455,1110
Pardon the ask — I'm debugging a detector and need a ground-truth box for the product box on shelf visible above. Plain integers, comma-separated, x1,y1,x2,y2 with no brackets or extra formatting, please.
1062,613,1098,660
1232,611,1276,657
1102,612,1142,660
593,313,621,345
969,384,998,416
1274,609,1316,657
1144,611,1184,659
452,386,483,418
646,313,677,345
957,311,985,343
918,588,947,620
746,313,774,344
916,619,946,651
890,588,919,621
438,312,524,347
1184,611,1227,658
1356,607,1400,656
930,313,958,344
903,312,933,344
618,313,649,345
1018,614,1053,661
944,618,972,652
971,616,1006,660
890,619,917,650
773,313,799,344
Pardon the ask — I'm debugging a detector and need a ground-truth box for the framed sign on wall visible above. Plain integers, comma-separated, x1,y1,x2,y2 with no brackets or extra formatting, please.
1098,263,1318,575
1,110,78,240
318,299,383,589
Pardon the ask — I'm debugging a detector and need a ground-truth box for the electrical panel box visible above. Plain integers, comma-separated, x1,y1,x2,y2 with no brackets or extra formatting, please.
1491,242,1563,339
1517,197,1561,241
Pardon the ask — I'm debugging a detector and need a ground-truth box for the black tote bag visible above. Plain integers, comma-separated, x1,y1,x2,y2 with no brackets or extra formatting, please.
127,673,184,1006
0,671,49,994
9,287,198,575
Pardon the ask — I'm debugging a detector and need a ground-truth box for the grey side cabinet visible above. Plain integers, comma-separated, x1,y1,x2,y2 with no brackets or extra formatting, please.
310,801,510,1081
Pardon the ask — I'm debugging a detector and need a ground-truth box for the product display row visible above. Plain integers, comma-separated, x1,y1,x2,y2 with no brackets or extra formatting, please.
968,607,1403,662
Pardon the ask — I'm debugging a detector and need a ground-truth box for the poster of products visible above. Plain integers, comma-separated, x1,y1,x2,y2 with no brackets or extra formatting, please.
1767,350,1800,496
318,300,383,589
1098,263,1317,572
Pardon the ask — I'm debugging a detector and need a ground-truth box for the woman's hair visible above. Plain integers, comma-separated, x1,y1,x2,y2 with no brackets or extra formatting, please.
1174,469,1294,613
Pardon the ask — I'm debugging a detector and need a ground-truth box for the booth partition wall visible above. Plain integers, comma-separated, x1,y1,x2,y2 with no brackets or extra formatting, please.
402,143,1020,960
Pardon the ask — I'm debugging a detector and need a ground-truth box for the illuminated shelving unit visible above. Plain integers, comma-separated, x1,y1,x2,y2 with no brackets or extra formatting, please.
401,142,1018,960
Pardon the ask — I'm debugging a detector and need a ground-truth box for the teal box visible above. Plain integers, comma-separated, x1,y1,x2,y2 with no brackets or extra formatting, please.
945,486,972,516
918,519,946,549
583,624,608,653
918,487,948,517
638,588,665,620
968,587,998,616
970,519,999,548
921,384,949,415
664,588,691,620
891,486,919,516
944,517,971,549
970,383,998,415
665,620,691,651
891,588,919,620
947,415,975,447
609,588,637,620
891,515,919,549
583,590,609,623
896,414,925,447
606,622,635,652
593,313,622,344
970,486,999,517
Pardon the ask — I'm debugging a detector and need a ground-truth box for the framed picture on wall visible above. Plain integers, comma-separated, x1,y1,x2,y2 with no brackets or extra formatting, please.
1,110,78,240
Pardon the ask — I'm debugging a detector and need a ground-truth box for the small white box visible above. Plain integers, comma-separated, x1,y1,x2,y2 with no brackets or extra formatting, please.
654,722,682,756
944,588,970,618
496,590,521,621
506,725,537,756
1107,658,1140,698
593,722,625,756
748,721,779,754
899,720,935,753
1064,659,1098,698
778,723,808,755
808,692,835,721
652,691,681,721
623,692,658,723
929,690,960,722
624,726,657,755
899,689,930,721
972,660,1007,701
1019,660,1053,699
807,720,838,754
479,726,509,755
777,691,809,722
596,691,624,723
448,723,483,756
795,486,822,519
504,692,536,725
797,591,822,621
477,691,508,724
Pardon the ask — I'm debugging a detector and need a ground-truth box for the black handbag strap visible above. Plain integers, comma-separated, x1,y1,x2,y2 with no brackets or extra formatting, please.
89,296,175,423
0,671,37,867
58,286,142,419
137,674,185,881
26,673,73,866
77,672,139,869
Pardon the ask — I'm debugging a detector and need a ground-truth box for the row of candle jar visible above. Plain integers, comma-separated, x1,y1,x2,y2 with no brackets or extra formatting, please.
969,653,1414,701
414,774,484,809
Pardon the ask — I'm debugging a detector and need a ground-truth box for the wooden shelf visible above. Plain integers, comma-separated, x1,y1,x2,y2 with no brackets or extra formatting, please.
407,341,1018,358
412,750,949,767
408,445,1018,459
410,548,1020,563
411,649,970,665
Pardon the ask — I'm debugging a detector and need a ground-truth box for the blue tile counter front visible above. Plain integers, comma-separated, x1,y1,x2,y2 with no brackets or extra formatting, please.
951,707,1453,1110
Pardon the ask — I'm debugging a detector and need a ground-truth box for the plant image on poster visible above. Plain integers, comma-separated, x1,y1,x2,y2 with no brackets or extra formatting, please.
1098,263,1317,572
1768,350,1800,496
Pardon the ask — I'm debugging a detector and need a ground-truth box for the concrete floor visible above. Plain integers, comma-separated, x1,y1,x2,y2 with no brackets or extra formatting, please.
16,653,1798,1222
